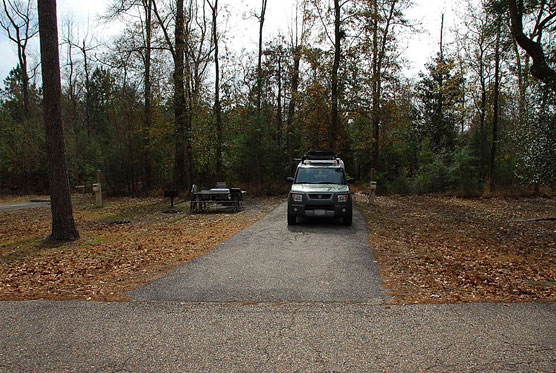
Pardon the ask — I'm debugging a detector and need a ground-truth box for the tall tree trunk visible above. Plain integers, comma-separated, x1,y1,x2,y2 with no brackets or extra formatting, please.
185,46,194,193
173,0,187,190
143,0,153,190
330,0,341,153
489,18,502,193
286,45,301,173
21,51,30,119
435,13,445,150
479,59,486,183
276,53,282,144
83,40,91,137
256,0,267,114
369,0,396,173
209,0,223,179
37,0,79,241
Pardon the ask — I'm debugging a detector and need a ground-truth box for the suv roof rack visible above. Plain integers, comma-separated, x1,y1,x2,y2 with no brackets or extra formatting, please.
299,151,344,169
302,151,337,161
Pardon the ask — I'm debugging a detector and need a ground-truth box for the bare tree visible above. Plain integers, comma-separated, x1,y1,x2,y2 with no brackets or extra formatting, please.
366,0,407,171
67,23,98,137
37,0,79,241
460,0,495,183
286,0,308,171
153,0,190,190
0,0,38,119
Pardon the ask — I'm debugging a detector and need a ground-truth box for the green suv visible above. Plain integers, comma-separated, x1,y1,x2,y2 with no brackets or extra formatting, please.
287,152,354,226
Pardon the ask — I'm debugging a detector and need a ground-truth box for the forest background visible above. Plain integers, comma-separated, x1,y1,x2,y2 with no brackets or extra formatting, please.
1,0,554,197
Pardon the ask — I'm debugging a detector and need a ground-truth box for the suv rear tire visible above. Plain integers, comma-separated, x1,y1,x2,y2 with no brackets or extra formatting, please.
342,214,352,226
287,214,297,225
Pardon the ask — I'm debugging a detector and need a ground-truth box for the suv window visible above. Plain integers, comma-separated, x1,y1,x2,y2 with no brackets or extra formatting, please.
295,167,345,184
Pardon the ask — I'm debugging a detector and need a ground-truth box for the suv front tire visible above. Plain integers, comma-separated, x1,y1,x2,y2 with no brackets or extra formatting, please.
287,214,297,225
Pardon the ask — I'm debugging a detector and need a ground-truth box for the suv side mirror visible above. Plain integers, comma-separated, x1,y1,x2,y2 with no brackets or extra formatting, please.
286,177,294,183
347,178,355,184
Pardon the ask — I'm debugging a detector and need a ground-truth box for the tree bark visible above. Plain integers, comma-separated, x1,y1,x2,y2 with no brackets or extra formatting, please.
37,0,79,241
329,0,341,153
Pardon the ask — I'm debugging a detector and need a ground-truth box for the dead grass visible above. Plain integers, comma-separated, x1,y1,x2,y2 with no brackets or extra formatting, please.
355,194,556,304
0,194,282,301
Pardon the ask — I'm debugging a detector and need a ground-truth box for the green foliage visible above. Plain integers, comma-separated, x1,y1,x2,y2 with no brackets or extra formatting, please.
448,145,480,194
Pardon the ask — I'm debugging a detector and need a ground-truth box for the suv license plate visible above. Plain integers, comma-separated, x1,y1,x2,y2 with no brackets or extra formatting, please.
314,209,326,217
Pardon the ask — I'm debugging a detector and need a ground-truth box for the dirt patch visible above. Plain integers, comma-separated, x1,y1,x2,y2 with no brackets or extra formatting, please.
0,195,283,301
355,194,556,304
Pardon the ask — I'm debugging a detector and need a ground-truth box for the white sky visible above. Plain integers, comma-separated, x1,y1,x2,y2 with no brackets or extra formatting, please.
0,0,455,89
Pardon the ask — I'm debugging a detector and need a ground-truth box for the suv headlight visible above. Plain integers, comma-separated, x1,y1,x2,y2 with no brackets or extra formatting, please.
337,194,349,202
292,194,303,202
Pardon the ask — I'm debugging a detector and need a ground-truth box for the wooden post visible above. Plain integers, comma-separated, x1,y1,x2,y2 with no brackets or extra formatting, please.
369,168,377,204
94,170,103,207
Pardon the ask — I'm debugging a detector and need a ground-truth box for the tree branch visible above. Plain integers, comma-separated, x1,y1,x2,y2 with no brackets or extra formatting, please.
508,0,556,92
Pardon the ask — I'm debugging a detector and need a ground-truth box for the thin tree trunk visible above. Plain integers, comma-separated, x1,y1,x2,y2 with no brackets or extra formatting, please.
143,0,153,190
21,51,29,118
207,0,223,179
173,0,187,190
256,0,267,114
479,62,486,183
286,45,301,173
370,0,396,173
276,53,282,144
37,0,79,241
489,18,502,193
330,0,341,153
82,41,92,137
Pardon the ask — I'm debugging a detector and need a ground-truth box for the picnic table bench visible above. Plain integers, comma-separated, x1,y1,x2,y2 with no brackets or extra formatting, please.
190,183,245,213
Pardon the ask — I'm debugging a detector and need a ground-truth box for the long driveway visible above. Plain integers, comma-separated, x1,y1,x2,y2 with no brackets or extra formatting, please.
130,202,387,303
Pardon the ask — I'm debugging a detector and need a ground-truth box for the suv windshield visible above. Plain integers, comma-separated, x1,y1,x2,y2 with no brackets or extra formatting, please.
295,167,344,184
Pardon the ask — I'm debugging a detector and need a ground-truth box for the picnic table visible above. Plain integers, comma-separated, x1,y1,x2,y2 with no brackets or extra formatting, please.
190,184,245,213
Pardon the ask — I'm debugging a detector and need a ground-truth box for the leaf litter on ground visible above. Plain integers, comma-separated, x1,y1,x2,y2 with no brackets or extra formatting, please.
355,194,556,304
0,194,283,301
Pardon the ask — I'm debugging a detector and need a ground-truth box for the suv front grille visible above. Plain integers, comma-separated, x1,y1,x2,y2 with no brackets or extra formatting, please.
307,193,332,200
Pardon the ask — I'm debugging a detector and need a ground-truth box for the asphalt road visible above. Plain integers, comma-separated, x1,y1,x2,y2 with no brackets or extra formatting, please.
130,202,387,303
1,301,554,372
0,201,50,211
1,201,555,371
